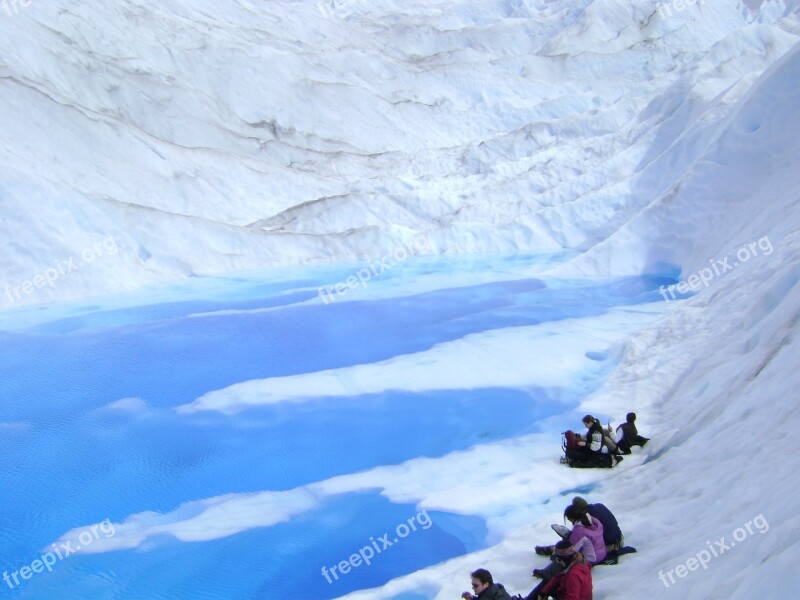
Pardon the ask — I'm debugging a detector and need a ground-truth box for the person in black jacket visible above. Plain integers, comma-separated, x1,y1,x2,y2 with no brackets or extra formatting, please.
462,568,513,600
566,415,620,465
615,412,649,454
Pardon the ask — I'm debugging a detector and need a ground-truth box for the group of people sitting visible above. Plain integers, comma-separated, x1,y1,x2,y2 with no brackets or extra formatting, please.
461,497,634,600
563,412,649,469
459,413,650,598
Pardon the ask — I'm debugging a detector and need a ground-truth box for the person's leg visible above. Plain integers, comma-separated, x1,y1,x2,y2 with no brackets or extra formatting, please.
539,559,564,580
521,580,547,600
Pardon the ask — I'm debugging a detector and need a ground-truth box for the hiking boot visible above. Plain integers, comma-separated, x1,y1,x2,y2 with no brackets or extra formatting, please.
535,545,553,556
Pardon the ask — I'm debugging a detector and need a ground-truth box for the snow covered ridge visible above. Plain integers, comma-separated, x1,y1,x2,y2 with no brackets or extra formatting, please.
316,0,372,20
1,0,800,306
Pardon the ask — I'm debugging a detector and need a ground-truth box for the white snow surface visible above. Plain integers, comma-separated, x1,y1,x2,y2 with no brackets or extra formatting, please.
4,0,800,599
176,307,664,414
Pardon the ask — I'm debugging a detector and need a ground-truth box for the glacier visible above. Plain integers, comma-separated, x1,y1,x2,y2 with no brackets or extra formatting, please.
2,0,800,598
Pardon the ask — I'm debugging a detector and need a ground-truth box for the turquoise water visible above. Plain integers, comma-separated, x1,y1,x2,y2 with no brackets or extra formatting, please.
0,254,674,599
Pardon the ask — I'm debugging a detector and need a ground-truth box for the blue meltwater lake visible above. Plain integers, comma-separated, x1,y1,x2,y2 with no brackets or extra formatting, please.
0,253,675,599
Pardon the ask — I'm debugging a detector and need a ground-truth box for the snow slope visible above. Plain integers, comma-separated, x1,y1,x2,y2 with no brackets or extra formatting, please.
1,0,798,304
3,0,800,599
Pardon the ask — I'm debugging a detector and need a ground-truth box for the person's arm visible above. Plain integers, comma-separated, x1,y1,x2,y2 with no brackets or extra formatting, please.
569,530,596,562
571,535,592,556
569,527,586,548
539,574,559,597
461,593,475,600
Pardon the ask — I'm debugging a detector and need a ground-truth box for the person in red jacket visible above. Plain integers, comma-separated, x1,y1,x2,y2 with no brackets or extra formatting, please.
534,541,592,600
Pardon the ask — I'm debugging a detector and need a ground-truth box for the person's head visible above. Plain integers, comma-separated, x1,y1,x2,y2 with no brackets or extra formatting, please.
572,496,589,515
470,569,493,595
582,415,595,428
626,412,636,424
564,504,591,526
552,540,576,566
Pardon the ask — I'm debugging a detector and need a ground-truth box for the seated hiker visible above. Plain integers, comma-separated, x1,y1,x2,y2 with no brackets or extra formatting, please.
564,504,606,563
462,568,513,600
535,505,606,564
522,541,593,600
566,415,621,466
615,412,649,454
571,496,623,552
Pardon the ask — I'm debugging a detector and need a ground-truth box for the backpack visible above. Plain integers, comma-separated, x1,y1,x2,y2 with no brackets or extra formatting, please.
603,431,618,454
562,430,615,468
563,430,579,452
